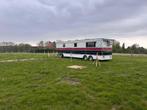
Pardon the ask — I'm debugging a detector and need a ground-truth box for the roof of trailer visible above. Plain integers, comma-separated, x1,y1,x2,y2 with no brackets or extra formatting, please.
56,38,114,43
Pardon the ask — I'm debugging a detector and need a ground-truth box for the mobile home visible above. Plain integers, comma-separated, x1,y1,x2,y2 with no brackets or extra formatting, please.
56,38,113,60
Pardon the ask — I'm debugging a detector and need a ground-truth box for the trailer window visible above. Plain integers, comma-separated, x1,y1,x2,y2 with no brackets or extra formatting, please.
63,43,65,47
74,43,77,47
86,42,96,47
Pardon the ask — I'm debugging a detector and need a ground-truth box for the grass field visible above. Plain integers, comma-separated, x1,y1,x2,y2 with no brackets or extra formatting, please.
0,53,147,110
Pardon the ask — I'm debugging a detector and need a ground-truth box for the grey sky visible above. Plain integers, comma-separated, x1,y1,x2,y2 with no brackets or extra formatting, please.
0,0,147,47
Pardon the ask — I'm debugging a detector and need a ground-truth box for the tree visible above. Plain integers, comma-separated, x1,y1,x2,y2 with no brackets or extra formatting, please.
126,44,141,54
113,41,121,53
122,43,125,50
131,44,139,54
122,43,125,53
38,41,44,47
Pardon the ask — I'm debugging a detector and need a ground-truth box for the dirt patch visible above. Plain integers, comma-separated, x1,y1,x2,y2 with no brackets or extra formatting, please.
59,77,80,85
67,65,86,69
111,105,122,110
112,107,116,110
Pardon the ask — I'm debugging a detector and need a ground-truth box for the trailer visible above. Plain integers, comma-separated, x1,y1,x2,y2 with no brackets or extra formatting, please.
56,38,113,60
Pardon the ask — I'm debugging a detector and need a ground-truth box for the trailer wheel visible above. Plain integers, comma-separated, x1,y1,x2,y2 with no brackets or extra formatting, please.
89,56,93,61
83,55,88,60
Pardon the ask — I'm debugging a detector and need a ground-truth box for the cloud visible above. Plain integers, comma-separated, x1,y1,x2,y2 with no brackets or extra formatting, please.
0,0,146,47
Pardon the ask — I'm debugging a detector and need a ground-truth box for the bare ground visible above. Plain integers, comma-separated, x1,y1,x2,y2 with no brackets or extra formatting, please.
67,65,86,69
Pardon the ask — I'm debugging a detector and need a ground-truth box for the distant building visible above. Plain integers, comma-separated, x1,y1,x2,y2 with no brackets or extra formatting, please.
45,41,56,49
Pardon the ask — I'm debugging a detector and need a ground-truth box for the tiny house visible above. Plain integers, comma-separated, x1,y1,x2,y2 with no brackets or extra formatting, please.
56,38,113,60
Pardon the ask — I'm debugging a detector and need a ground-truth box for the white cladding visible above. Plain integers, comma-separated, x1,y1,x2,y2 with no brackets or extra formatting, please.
56,38,113,48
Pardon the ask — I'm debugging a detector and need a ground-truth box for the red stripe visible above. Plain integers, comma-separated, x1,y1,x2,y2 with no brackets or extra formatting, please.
56,48,112,51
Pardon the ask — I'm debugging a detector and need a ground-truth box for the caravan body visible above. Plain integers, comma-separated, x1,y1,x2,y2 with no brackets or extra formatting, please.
56,38,113,60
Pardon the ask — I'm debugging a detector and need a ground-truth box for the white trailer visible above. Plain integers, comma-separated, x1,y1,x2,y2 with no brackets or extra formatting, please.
56,38,113,60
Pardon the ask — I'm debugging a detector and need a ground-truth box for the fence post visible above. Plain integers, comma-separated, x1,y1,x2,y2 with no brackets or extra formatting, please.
70,52,72,62
48,52,50,57
96,52,101,67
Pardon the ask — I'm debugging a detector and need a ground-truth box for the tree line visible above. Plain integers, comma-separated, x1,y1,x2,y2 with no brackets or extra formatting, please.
113,42,147,54
0,43,32,53
0,41,56,53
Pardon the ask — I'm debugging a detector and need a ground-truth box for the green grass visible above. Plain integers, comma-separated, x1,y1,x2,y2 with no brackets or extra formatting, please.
0,53,147,110
0,53,47,61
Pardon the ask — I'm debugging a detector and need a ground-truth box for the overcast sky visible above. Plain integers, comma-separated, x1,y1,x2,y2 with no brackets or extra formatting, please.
0,0,147,47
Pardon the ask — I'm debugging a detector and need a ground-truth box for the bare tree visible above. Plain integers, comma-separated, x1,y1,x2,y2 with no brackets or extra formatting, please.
38,41,44,47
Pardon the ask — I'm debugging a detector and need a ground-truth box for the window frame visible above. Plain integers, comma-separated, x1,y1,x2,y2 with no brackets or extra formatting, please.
86,42,96,47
